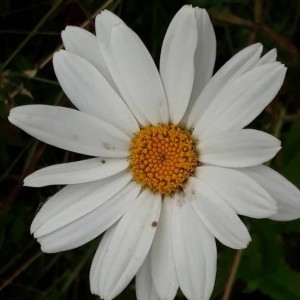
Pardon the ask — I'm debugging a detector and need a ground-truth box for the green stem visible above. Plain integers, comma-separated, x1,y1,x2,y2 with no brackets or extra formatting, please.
222,250,243,300
1,0,63,71
273,106,287,139
0,251,42,292
0,139,35,183
61,244,97,293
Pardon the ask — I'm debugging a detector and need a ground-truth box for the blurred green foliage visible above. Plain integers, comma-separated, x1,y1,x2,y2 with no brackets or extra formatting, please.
0,0,299,299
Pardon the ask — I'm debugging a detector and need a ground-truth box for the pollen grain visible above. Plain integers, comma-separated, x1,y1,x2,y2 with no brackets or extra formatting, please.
129,124,198,196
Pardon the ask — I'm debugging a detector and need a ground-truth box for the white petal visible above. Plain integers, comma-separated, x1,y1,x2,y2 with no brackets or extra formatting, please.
240,165,300,221
8,105,129,157
188,8,216,107
172,193,217,300
187,43,262,128
61,26,115,87
96,10,168,125
96,10,150,126
90,223,118,295
159,5,198,124
136,254,160,300
199,129,281,167
185,177,251,249
151,196,178,299
53,50,139,136
258,49,277,65
194,62,286,137
31,171,131,237
24,158,128,187
36,181,140,253
197,166,277,218
99,189,161,299
110,23,169,125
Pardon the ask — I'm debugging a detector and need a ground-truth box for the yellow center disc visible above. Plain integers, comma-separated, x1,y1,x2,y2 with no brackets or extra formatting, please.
129,124,198,196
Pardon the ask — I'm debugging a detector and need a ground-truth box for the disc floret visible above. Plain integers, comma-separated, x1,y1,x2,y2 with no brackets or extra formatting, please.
129,124,198,196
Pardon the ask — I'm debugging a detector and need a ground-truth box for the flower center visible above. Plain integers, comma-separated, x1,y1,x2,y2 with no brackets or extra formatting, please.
129,124,198,196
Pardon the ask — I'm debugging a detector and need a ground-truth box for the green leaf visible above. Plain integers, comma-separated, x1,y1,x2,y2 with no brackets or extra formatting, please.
212,245,236,298
283,122,300,155
255,263,300,300
239,219,283,285
282,121,300,186
284,151,300,187
10,216,25,242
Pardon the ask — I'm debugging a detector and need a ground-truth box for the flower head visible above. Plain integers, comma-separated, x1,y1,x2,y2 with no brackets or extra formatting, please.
8,5,300,300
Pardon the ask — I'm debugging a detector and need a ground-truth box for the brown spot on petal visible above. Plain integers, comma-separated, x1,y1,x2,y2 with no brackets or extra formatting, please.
151,221,158,227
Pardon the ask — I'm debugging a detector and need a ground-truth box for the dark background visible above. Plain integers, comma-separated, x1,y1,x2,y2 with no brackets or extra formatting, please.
1,0,300,299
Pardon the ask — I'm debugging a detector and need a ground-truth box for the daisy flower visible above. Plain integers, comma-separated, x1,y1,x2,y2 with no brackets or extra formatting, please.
8,5,300,300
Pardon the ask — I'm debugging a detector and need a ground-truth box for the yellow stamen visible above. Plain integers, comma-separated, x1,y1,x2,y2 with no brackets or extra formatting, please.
129,124,198,196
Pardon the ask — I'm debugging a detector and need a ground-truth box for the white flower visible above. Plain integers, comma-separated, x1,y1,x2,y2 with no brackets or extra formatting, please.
8,5,300,300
